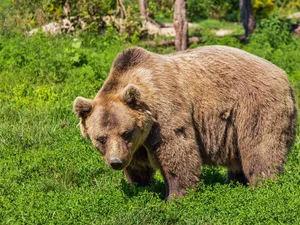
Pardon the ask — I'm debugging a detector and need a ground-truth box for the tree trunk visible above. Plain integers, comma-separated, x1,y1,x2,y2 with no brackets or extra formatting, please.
63,0,70,17
139,0,149,20
240,0,256,37
173,0,188,51
117,0,127,19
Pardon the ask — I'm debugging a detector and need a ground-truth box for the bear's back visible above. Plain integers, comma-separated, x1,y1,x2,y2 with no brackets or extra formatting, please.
164,45,288,87
152,45,291,107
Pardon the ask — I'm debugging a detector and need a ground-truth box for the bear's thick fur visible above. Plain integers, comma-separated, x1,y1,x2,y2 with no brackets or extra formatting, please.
74,46,298,200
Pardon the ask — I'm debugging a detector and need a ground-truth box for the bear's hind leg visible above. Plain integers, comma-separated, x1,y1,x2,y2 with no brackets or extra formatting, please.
241,150,284,186
237,99,294,185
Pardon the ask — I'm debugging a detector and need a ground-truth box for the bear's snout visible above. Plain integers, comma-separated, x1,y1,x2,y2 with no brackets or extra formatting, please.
109,158,125,170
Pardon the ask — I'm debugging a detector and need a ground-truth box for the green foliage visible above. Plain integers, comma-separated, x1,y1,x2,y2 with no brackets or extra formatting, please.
250,14,292,49
0,0,116,34
252,0,275,19
187,0,240,21
145,0,240,22
273,0,300,14
148,0,174,21
72,0,116,17
0,31,124,110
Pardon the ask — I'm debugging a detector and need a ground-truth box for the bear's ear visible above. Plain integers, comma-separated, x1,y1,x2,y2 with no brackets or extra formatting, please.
113,47,149,71
119,84,141,107
73,97,93,118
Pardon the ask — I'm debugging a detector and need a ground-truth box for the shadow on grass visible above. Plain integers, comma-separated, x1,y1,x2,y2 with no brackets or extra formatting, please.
120,178,166,199
200,166,249,188
119,166,244,199
200,166,227,186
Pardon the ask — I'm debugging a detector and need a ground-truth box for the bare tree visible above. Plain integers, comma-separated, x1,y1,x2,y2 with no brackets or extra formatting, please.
240,0,256,38
173,0,188,51
139,0,149,20
63,0,71,17
117,0,127,19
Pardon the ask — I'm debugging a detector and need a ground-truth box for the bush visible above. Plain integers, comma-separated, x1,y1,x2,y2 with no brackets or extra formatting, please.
252,0,275,19
187,0,240,21
250,14,292,49
0,31,125,110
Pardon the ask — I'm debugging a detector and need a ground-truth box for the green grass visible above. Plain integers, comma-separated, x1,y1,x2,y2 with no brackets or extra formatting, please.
1,22,300,224
1,105,299,224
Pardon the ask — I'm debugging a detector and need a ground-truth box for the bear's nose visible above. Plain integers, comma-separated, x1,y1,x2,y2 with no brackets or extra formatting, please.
110,158,124,170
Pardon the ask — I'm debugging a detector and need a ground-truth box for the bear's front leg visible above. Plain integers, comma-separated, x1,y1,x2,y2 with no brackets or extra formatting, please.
124,146,155,187
154,139,201,200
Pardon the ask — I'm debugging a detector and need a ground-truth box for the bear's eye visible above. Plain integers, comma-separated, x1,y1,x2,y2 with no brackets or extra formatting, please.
121,130,134,141
97,136,107,145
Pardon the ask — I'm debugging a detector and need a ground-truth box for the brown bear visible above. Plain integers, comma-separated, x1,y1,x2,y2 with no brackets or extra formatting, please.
73,46,298,200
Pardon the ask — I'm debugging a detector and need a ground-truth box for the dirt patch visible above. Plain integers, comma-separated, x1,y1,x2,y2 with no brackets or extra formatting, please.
144,22,197,37
214,29,233,37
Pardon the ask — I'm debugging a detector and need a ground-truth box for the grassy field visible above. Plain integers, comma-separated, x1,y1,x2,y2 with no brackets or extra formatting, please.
0,22,300,224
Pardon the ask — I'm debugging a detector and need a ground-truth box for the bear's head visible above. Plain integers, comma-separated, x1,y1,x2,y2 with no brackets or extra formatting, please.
73,84,154,170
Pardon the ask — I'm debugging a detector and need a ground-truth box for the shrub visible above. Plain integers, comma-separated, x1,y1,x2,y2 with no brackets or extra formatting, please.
187,0,240,21
253,0,275,19
0,31,125,110
250,14,292,49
